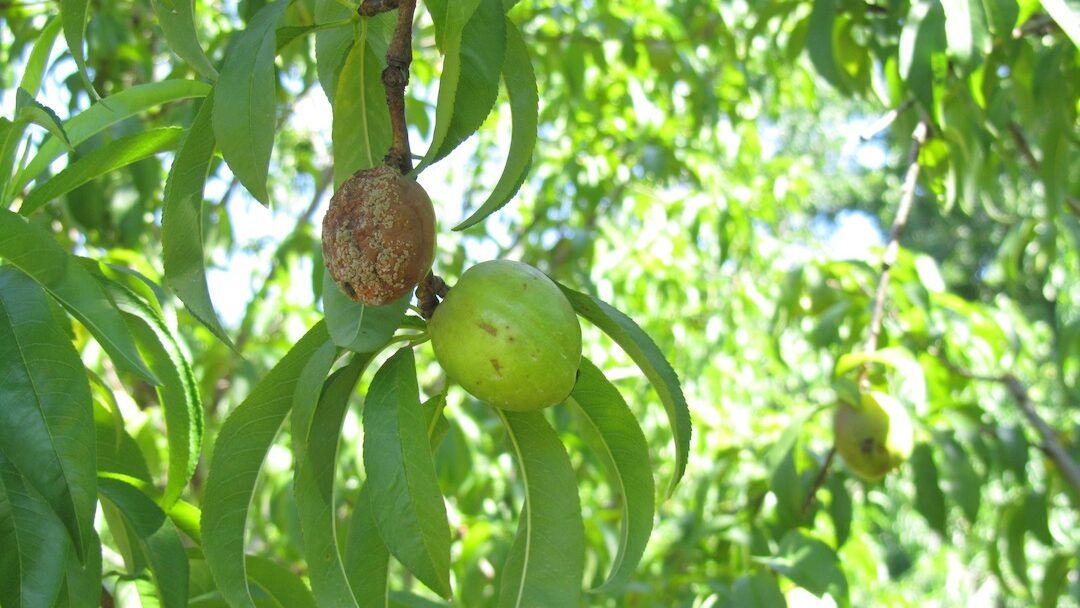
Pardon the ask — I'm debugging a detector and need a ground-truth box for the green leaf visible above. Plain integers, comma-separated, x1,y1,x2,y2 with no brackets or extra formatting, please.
294,354,371,607
0,452,71,608
1003,500,1029,589
453,20,537,231
568,358,654,591
728,572,786,608
63,530,103,608
899,0,947,116
363,348,452,598
151,0,220,80
825,474,852,548
98,477,189,608
60,0,100,100
18,17,63,96
314,0,358,106
1041,0,1080,48
0,266,97,560
979,0,1018,35
14,88,72,150
13,80,211,194
1039,553,1072,608
939,434,980,524
102,273,203,508
330,20,392,186
495,409,584,608
212,0,289,204
0,119,21,206
323,268,410,353
806,0,847,92
758,530,848,604
911,443,947,535
94,402,154,484
245,555,319,608
0,210,158,384
162,89,235,348
201,322,331,608
343,487,391,608
941,0,989,68
416,0,506,172
559,284,692,496
19,127,185,216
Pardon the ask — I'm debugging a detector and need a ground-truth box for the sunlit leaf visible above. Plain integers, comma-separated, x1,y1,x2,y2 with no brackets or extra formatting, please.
330,19,393,186
495,409,584,608
60,0,100,99
559,284,692,496
152,0,219,80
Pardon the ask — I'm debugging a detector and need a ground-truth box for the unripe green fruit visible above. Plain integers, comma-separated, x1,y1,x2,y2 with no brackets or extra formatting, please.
429,260,582,412
833,391,914,482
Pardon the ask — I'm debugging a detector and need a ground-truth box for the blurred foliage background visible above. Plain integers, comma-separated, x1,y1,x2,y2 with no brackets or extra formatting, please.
2,0,1079,605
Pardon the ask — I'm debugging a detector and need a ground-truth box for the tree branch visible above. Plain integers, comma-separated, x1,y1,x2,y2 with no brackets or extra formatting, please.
377,0,417,174
1007,121,1080,217
934,354,1080,500
860,119,929,385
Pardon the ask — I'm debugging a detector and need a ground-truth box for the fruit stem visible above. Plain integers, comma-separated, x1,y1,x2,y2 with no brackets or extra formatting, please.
367,0,417,174
415,272,449,320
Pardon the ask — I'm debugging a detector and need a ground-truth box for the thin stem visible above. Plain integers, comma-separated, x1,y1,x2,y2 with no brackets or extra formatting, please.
374,0,417,174
359,0,399,16
801,447,836,516
859,118,929,387
933,353,1080,500
416,272,449,320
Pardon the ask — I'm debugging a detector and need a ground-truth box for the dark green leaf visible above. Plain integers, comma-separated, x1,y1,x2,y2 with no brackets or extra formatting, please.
559,284,692,496
20,127,185,216
94,402,153,484
152,0,219,80
314,0,357,106
162,89,235,348
212,0,289,204
940,434,980,524
911,443,947,535
343,487,391,608
416,0,505,172
0,210,158,384
0,452,71,608
1039,553,1072,608
363,348,452,598
568,358,654,591
899,1,947,116
453,20,537,231
14,80,211,194
63,530,103,608
60,0,100,99
201,322,331,608
329,21,392,186
14,88,71,149
495,409,584,608
0,266,97,560
759,530,848,604
323,268,409,353
728,572,786,608
294,354,371,607
806,0,846,92
98,477,189,608
825,474,851,548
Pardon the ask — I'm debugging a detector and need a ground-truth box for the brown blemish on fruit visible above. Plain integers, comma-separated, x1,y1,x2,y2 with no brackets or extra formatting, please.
860,437,876,454
490,358,503,375
322,166,436,305
477,321,498,336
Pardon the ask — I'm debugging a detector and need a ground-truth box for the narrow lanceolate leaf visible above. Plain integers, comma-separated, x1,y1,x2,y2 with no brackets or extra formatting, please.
18,17,63,96
363,348,452,598
0,119,22,207
212,0,289,204
899,0,947,115
558,284,692,496
454,21,537,231
343,487,391,608
1041,0,1080,48
0,267,97,560
324,269,410,353
98,477,189,608
162,90,235,348
245,555,319,608
13,80,211,194
0,452,72,608
806,0,846,92
496,410,585,608
344,399,447,607
19,127,185,216
294,355,370,608
102,275,203,508
330,20,392,186
0,210,158,384
202,322,331,608
569,358,654,591
60,0,100,100
14,89,72,149
416,0,506,172
315,0,357,106
151,0,219,80
63,530,103,608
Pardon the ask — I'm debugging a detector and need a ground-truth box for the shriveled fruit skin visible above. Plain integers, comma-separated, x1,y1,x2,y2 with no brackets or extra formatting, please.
322,166,436,305
429,260,582,412
834,391,914,482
